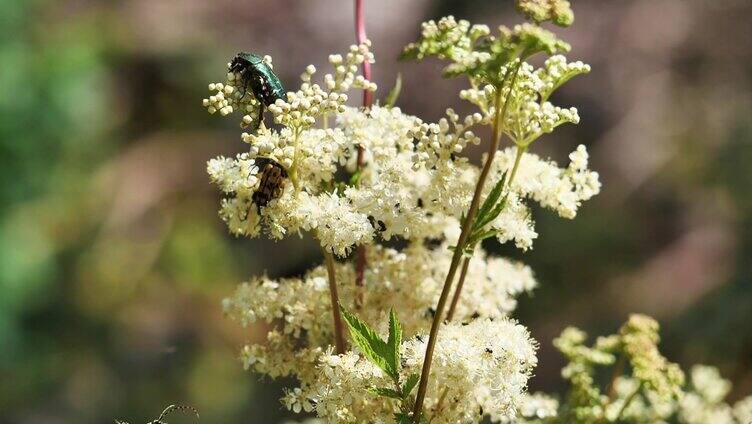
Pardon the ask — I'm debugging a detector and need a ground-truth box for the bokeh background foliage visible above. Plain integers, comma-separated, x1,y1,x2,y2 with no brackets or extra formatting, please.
0,0,750,422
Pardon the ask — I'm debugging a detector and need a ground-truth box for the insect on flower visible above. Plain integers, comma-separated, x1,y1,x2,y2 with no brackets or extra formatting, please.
252,157,288,210
229,52,286,130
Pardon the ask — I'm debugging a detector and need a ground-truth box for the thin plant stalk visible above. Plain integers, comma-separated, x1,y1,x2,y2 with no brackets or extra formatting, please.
445,144,526,322
427,386,450,424
355,0,373,109
355,246,367,308
412,61,524,422
445,256,471,321
324,248,347,354
354,0,372,307
505,144,527,188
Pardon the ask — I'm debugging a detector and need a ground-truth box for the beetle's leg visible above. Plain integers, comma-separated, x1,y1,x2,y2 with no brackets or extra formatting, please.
239,75,249,100
253,102,265,131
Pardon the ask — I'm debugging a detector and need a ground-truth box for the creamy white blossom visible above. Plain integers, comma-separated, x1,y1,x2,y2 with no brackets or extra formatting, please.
733,396,752,423
517,393,560,422
489,145,601,220
313,318,537,423
224,243,538,342
223,241,540,422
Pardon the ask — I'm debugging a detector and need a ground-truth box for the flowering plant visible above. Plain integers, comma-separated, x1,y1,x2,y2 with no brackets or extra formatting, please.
203,1,751,423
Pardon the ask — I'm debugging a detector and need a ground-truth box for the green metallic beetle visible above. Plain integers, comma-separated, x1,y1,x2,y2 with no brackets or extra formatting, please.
229,52,286,130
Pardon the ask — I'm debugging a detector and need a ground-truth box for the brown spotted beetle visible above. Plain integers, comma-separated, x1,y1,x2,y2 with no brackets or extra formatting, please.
252,157,288,210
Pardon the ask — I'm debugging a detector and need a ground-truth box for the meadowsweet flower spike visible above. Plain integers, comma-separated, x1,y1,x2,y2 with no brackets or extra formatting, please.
208,10,598,421
620,314,685,403
459,56,589,148
401,17,570,85
202,7,749,424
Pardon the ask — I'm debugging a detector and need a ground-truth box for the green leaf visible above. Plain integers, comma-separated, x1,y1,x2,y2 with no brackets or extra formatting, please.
339,305,396,378
473,173,506,231
466,228,499,249
386,308,403,375
384,73,402,108
473,192,509,232
370,387,402,399
402,373,420,397
348,169,362,187
399,46,419,61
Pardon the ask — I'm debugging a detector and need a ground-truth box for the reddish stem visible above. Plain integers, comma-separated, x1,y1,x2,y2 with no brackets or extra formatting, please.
354,0,371,305
324,249,347,354
355,0,373,110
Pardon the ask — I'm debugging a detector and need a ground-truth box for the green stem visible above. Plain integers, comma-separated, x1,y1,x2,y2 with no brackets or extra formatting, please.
411,60,524,423
444,143,526,323
288,128,302,191
505,144,526,189
445,255,471,322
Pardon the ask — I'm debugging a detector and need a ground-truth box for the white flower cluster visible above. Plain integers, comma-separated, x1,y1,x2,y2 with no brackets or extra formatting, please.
410,108,485,167
406,16,492,68
403,319,537,423
207,153,261,195
604,366,752,424
264,191,373,256
460,55,589,147
677,366,752,424
534,55,591,100
490,145,601,220
223,243,539,421
268,43,375,129
336,105,418,169
311,318,536,423
515,393,559,423
224,243,537,343
460,145,602,251
342,107,599,246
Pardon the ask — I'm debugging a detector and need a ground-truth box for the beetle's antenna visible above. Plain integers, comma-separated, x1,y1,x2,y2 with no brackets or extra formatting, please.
156,404,200,423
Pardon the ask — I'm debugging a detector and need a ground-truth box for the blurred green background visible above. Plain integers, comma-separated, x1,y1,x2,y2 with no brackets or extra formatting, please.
1,0,750,422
